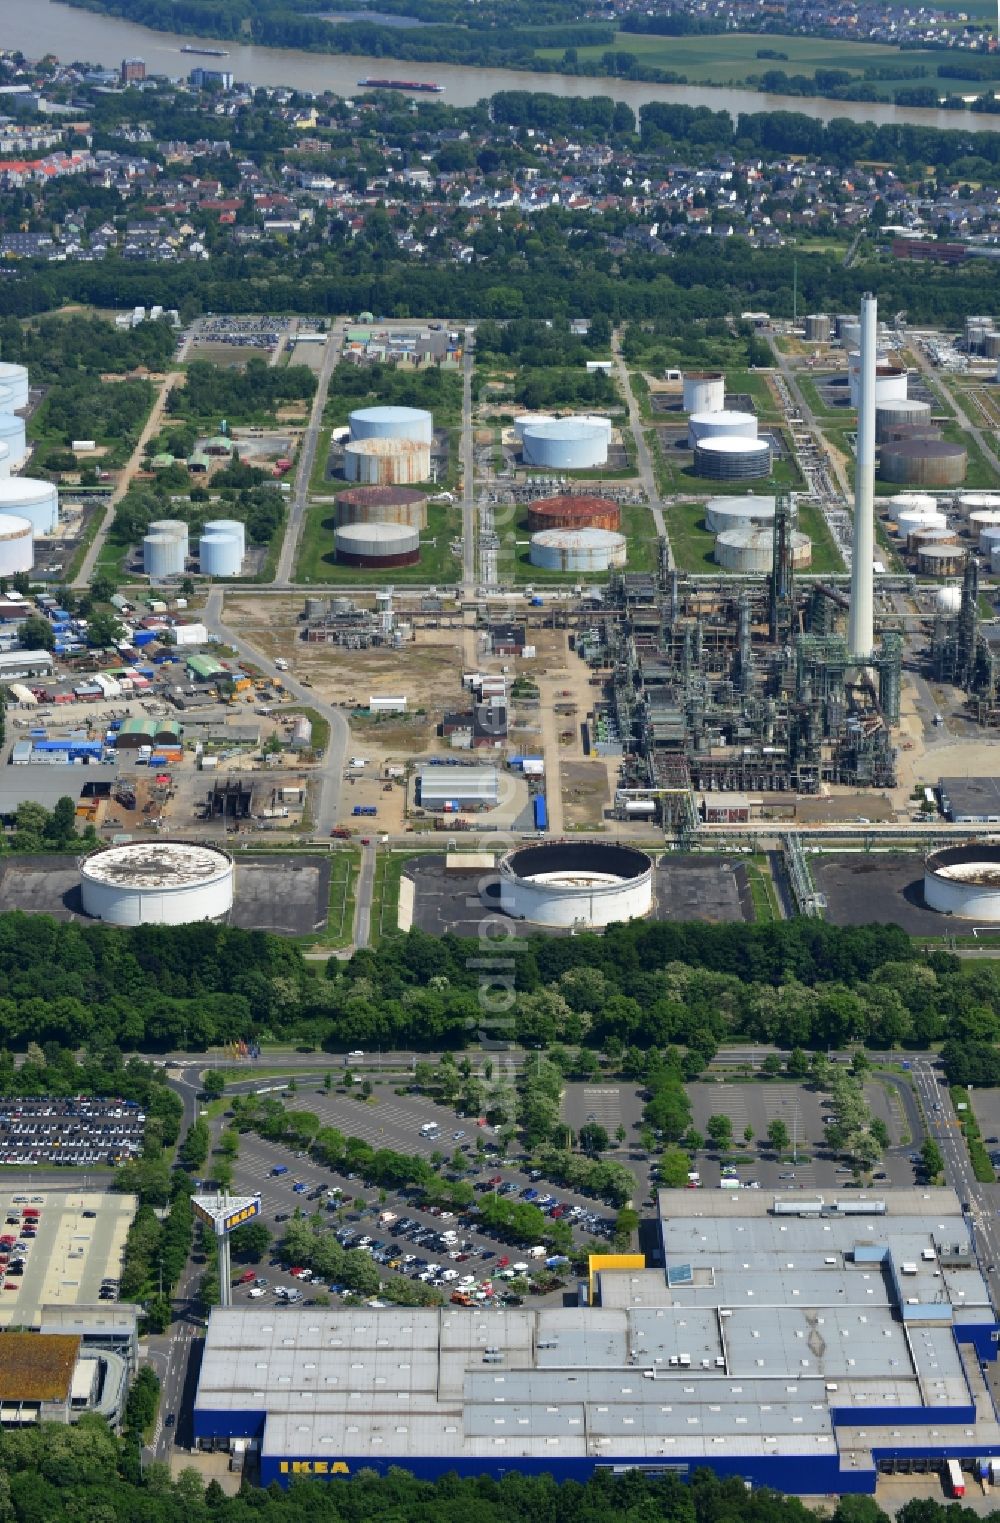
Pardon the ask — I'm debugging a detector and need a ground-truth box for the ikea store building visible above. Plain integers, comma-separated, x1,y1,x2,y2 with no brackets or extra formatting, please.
194,1187,1000,1494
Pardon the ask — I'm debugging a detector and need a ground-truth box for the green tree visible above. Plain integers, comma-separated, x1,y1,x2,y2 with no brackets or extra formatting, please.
767,1118,790,1153
613,1207,639,1247
17,614,54,651
658,1148,691,1187
706,1114,733,1153
743,1124,755,1146
762,1053,783,1077
921,1137,944,1179
230,1220,271,1263
85,610,124,647
579,1121,609,1156
201,1069,225,1099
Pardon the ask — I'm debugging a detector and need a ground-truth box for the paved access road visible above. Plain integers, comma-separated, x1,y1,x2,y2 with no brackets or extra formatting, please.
461,335,476,592
275,319,344,585
611,331,671,560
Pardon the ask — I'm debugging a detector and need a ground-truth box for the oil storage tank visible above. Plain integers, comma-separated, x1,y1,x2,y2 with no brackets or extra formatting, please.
958,493,1000,516
80,841,234,926
917,542,966,576
715,525,811,574
0,412,25,466
705,495,776,533
0,363,29,410
335,520,420,568
343,437,431,485
336,485,428,530
688,409,757,446
143,533,185,578
924,843,1000,921
0,515,33,576
849,355,907,407
522,418,608,469
527,494,620,532
967,510,1000,543
348,405,433,445
682,372,725,414
202,518,246,557
880,439,967,487
529,527,626,572
148,518,190,558
499,841,653,928
907,525,957,555
804,313,831,342
875,399,932,443
0,478,57,535
694,436,771,481
896,508,947,541
199,532,243,577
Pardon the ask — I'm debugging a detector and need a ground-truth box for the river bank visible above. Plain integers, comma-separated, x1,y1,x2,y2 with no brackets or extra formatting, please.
5,0,999,132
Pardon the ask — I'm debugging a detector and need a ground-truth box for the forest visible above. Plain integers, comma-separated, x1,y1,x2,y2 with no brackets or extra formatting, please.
0,1444,930,1523
167,359,316,426
0,911,990,1057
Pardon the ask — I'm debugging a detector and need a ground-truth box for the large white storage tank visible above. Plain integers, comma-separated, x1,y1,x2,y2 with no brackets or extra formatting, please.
958,492,1000,517
705,495,776,533
896,508,947,539
148,518,190,558
0,514,33,576
0,364,29,410
202,518,246,557
199,532,243,577
682,372,725,415
500,842,653,929
968,510,1000,543
889,493,938,516
348,405,433,445
924,844,1000,922
0,412,26,466
522,419,607,469
513,413,555,442
343,437,431,485
144,533,185,578
688,409,758,446
0,477,58,533
335,520,421,567
529,527,626,572
849,354,907,407
715,526,811,573
574,413,613,444
0,442,11,479
80,842,234,926
695,436,771,481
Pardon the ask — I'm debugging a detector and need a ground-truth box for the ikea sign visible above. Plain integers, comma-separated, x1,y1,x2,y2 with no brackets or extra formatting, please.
279,1462,350,1476
224,1199,260,1232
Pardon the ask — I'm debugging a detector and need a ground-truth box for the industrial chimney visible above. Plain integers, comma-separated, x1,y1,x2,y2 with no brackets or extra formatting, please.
848,292,877,660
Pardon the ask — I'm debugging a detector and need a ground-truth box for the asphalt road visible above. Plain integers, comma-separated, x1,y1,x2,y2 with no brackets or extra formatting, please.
275,319,344,585
611,332,670,559
353,840,376,949
461,337,475,592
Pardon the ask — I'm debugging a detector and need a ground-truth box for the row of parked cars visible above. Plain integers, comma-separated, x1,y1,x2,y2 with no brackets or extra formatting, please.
0,1099,145,1167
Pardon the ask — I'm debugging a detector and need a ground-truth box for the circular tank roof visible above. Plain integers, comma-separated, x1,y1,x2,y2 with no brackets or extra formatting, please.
345,437,427,454
689,409,756,429
338,486,426,507
523,419,606,441
0,479,54,503
501,841,652,885
926,843,1000,888
529,528,626,550
350,406,431,423
530,494,618,518
336,520,418,543
696,436,771,455
81,841,232,889
884,440,966,460
0,515,32,540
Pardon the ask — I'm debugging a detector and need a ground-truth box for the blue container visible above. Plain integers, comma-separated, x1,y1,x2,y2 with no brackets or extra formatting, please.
533,795,548,831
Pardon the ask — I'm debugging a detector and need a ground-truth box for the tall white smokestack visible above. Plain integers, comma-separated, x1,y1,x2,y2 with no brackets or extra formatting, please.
848,292,876,660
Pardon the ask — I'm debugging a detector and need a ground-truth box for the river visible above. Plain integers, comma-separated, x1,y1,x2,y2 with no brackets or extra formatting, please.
4,0,1000,132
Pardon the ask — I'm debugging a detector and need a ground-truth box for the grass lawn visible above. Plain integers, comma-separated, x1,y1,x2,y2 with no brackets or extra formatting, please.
728,370,783,423
508,498,658,582
301,848,358,951
281,706,331,754
796,499,844,574
369,851,407,947
539,31,969,91
796,375,850,422
745,857,781,924
938,421,1000,491
294,499,463,585
665,497,842,574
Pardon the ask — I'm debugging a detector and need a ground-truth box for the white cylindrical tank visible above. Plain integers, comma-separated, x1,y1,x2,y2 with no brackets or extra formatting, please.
513,413,555,442
148,518,190,557
924,845,1000,921
574,414,613,443
335,520,421,567
0,477,58,533
936,584,963,613
0,442,11,479
958,493,1000,516
849,354,907,407
0,364,29,410
889,493,938,516
499,842,653,928
683,372,726,414
521,419,608,469
705,495,776,533
0,413,26,466
343,437,431,484
202,518,246,557
896,509,947,539
529,527,626,572
0,514,33,576
694,437,771,480
199,532,243,577
979,523,1000,555
968,510,1000,543
688,409,758,445
80,842,234,926
143,533,186,578
840,320,861,350
715,526,811,573
348,405,433,445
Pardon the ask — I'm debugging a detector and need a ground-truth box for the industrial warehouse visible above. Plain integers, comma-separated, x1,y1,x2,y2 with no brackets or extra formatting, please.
192,1187,1000,1495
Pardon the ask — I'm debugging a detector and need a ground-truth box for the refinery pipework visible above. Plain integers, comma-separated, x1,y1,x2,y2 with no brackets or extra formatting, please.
848,292,876,661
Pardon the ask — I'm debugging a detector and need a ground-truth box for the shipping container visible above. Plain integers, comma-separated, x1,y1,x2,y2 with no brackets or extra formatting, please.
533,795,548,831
947,1461,965,1498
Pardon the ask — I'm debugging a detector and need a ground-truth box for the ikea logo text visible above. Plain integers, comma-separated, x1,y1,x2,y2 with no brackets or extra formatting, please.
279,1462,350,1476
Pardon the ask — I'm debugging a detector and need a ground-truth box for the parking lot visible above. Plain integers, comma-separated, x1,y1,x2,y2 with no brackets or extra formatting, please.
0,1188,135,1328
227,1078,624,1306
0,1097,145,1167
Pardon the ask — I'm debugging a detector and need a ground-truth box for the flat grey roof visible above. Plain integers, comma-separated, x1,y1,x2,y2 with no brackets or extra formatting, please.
939,775,1000,819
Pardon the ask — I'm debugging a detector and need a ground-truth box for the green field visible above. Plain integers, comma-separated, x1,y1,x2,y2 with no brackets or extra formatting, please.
665,497,842,575
540,30,988,88
509,499,659,582
294,499,463,585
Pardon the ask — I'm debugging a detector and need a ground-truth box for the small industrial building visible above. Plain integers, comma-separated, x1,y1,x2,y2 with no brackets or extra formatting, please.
0,650,53,681
418,766,500,810
487,623,525,656
938,776,1000,823
193,1186,1000,1495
